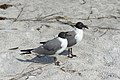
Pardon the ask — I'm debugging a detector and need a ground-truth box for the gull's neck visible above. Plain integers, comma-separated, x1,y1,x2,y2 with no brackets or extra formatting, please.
74,27,83,43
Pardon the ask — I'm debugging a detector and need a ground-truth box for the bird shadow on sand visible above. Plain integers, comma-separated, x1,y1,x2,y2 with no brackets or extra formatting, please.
16,50,68,64
16,55,56,64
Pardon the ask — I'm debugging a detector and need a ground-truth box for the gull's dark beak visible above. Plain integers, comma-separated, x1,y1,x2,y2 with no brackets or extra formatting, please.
83,25,88,29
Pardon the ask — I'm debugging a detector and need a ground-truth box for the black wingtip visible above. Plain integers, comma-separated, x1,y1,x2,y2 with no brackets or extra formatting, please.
20,52,31,55
20,49,33,54
20,49,33,55
40,42,46,44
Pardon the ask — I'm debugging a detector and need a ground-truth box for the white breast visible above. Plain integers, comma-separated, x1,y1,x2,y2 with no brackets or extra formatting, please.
74,28,83,43
55,37,68,54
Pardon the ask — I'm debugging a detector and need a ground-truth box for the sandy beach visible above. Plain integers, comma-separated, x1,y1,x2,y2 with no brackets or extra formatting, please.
0,0,120,80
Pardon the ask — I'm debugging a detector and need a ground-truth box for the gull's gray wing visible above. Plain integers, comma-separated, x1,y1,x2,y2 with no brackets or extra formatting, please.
42,38,62,51
65,31,77,47
32,38,62,55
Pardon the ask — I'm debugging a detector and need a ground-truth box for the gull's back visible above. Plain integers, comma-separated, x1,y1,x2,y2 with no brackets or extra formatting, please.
66,31,77,47
32,38,62,55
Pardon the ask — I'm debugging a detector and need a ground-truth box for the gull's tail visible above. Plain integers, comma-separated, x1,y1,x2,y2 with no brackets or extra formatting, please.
40,42,46,44
20,49,34,55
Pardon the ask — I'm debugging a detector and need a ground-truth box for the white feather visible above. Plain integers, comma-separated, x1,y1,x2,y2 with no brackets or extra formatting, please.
55,37,68,54
74,28,83,43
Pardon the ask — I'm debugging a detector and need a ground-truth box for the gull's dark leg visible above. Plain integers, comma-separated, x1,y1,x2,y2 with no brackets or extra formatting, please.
55,61,60,66
67,48,77,58
53,57,60,66
70,48,77,57
67,48,73,58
